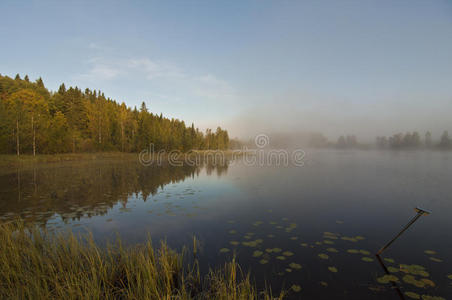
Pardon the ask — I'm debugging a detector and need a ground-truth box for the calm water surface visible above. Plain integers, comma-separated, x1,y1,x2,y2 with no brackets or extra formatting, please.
1,150,451,299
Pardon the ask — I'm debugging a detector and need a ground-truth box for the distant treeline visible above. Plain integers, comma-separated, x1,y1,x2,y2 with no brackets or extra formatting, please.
332,132,451,149
312,132,452,149
0,74,230,155
376,131,451,149
277,131,452,150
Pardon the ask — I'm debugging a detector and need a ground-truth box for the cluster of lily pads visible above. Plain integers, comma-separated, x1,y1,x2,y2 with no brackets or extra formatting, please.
218,214,449,298
220,217,314,293
375,250,448,300
219,216,374,294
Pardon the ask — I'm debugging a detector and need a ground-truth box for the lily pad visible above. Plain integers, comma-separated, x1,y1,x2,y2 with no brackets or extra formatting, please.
323,231,336,236
276,256,286,260
420,295,445,300
388,266,399,273
282,217,289,221
377,274,399,284
290,237,298,240
360,250,371,255
228,230,237,234
403,275,425,288
362,257,374,262
400,265,429,277
265,248,273,253
320,281,328,287
327,248,338,253
252,250,263,257
405,292,421,299
429,257,442,263
291,284,302,292
289,262,302,270
447,274,452,280
272,248,282,253
283,251,294,257
267,234,275,238
242,241,257,247
323,240,334,245
424,250,436,255
230,241,240,246
341,236,358,242
219,248,230,253
421,278,435,287
347,249,359,254
318,253,329,260
285,268,292,272
328,266,338,273
384,258,395,263
300,243,308,247
259,259,269,264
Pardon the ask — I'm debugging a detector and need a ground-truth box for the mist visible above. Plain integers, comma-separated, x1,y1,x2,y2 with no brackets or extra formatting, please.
224,92,452,146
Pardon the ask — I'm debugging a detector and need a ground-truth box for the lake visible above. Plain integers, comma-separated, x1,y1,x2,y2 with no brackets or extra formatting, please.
0,150,451,299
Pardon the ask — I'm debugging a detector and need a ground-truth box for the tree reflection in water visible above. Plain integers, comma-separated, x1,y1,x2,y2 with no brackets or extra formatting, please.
0,159,229,226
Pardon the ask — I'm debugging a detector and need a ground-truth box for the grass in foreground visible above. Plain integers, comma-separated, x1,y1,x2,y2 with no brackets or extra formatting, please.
0,221,283,299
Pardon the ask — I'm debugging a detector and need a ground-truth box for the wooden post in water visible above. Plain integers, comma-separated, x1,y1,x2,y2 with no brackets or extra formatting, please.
376,207,431,256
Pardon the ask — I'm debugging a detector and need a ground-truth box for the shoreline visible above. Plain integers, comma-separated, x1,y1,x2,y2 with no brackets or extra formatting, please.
0,150,248,171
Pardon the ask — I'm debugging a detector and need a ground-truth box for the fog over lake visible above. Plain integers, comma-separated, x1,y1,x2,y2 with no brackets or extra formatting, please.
1,149,451,299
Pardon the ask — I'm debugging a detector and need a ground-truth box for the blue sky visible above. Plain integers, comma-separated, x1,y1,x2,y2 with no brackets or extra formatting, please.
1,0,451,139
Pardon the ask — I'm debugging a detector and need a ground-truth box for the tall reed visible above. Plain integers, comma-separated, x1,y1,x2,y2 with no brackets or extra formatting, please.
0,221,283,299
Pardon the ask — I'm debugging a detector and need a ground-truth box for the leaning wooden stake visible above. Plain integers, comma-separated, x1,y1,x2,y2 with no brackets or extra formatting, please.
376,207,431,256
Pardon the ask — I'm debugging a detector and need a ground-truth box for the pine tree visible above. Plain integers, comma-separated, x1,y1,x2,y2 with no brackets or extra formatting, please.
36,77,45,88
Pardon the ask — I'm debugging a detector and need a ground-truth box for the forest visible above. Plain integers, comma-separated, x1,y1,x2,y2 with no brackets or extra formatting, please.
376,131,451,149
0,74,230,155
